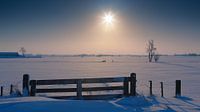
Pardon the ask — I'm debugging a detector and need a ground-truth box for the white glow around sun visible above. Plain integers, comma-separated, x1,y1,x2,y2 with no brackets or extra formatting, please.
102,11,115,26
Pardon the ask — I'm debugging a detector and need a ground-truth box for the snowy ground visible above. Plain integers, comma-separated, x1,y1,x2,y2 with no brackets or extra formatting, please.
0,56,200,111
0,96,200,112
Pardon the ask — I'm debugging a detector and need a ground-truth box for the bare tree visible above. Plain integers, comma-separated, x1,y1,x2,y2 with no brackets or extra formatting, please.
19,47,26,57
146,40,156,62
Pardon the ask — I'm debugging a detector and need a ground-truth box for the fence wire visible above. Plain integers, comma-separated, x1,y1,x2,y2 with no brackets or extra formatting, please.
136,80,176,97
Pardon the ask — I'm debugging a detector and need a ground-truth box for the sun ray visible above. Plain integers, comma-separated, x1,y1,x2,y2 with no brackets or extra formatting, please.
102,11,115,27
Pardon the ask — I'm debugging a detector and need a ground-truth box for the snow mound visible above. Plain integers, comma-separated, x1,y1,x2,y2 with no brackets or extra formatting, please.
0,96,186,112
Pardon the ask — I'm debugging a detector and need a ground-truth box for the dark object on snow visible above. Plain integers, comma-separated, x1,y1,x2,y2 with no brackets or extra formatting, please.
160,82,164,97
101,60,106,62
130,73,136,96
149,80,153,96
10,84,13,95
23,74,30,96
175,80,181,97
1,86,3,96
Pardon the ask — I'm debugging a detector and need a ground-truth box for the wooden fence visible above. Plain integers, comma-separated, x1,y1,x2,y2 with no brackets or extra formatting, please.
0,73,182,99
23,73,136,99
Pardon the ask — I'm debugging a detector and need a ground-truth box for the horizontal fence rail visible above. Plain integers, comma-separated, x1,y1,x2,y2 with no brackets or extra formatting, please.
36,86,124,93
35,77,127,85
23,73,137,100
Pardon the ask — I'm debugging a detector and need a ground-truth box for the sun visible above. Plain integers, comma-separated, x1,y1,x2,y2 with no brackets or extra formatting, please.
102,11,115,26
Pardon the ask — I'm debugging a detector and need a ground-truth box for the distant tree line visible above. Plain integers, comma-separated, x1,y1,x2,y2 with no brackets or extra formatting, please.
174,53,200,56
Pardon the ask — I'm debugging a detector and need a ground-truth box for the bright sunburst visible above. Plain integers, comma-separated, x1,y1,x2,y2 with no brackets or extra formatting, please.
102,11,115,26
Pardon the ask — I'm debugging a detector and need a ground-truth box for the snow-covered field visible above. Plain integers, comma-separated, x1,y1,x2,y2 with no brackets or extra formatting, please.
0,56,200,111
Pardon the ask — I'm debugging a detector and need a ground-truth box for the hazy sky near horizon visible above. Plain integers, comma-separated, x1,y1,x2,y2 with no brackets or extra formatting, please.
0,0,200,54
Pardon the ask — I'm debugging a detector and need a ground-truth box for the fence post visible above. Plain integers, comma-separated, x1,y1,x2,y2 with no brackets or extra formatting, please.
77,79,82,99
175,80,181,97
10,84,13,95
130,73,136,96
149,80,152,96
30,80,36,96
123,77,129,96
23,74,30,96
160,82,164,97
1,86,3,96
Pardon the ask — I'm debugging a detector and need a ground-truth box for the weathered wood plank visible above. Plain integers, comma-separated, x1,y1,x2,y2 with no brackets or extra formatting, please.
10,84,13,95
149,80,152,96
130,73,136,96
160,82,164,97
34,77,126,85
175,80,181,97
83,86,123,91
36,88,76,93
36,79,77,85
30,80,37,96
82,77,125,83
1,86,3,96
123,77,129,96
77,80,82,99
23,74,30,96
36,86,124,93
